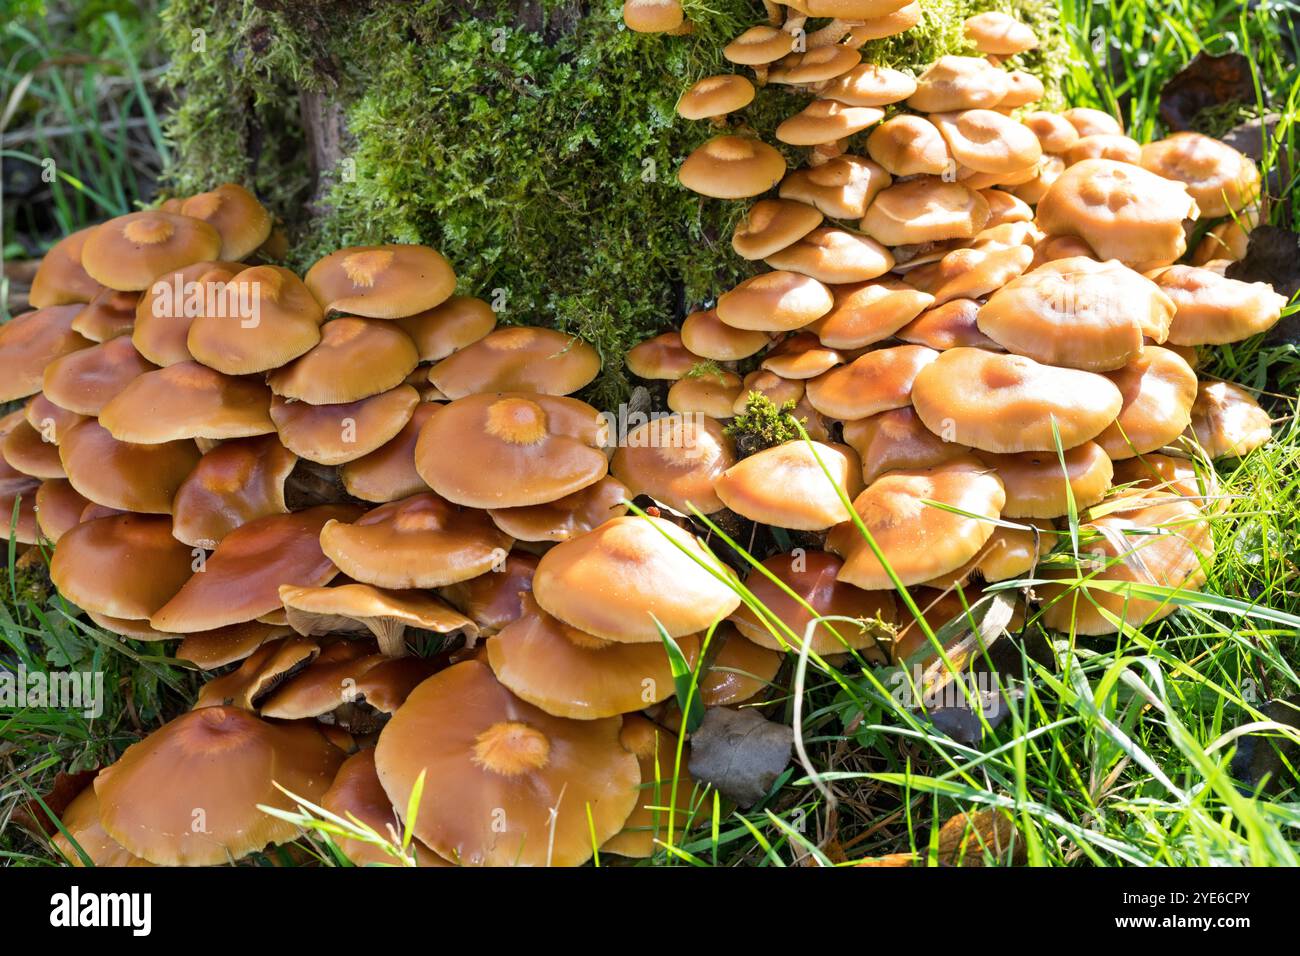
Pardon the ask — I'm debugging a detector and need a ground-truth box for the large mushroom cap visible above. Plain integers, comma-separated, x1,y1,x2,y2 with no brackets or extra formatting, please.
1096,347,1198,459
765,227,894,284
0,306,92,403
395,295,495,362
861,178,990,245
150,504,362,632
28,226,100,308
931,110,1042,176
320,493,512,589
716,271,834,331
822,64,917,107
843,406,973,484
267,317,418,405
53,782,152,867
50,513,193,620
715,440,862,530
780,155,891,220
321,749,449,867
775,100,884,147
963,11,1038,53
187,265,324,375
978,441,1113,519
810,278,934,349
907,55,1009,112
180,183,273,261
71,287,139,342
732,199,824,261
1184,381,1272,459
488,593,699,719
1148,265,1286,346
680,308,770,360
866,115,952,177
610,414,734,515
131,260,247,366
1036,159,1198,269
807,344,938,420
41,334,156,416
427,326,600,398
374,660,640,866
731,550,896,656
1139,132,1259,218
1065,133,1142,166
533,515,740,642
171,434,297,547
95,706,342,866
912,348,1124,453
678,74,755,120
304,244,456,319
976,257,1174,371
340,402,439,503
99,361,275,443
827,457,1005,588
271,384,418,466
58,419,200,514
488,475,628,543
81,211,222,291
415,392,608,508
678,135,787,199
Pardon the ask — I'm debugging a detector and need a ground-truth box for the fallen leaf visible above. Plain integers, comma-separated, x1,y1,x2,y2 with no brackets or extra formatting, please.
1229,695,1300,796
1159,51,1257,131
688,706,793,807
10,768,98,837
1225,226,1300,345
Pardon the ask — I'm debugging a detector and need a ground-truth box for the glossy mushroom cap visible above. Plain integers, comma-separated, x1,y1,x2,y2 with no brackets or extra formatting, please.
41,335,157,416
626,331,697,379
601,716,699,858
1096,347,1198,459
716,271,833,331
279,581,476,657
1063,107,1124,137
912,348,1124,453
304,244,456,319
678,74,755,120
0,306,92,403
173,621,293,670
623,0,684,32
976,442,1113,518
776,100,884,146
963,11,1038,54
170,435,297,547
907,56,1009,112
1148,265,1286,346
321,749,449,866
95,706,343,866
768,46,862,85
180,183,273,260
374,660,639,866
267,317,418,405
58,420,200,514
439,551,538,635
715,440,862,530
395,295,495,362
722,26,794,65
931,110,1042,176
340,402,439,503
843,406,973,484
50,513,192,619
81,211,222,291
861,179,990,245
270,385,418,466
53,783,152,867
488,475,629,543
1022,111,1079,153
866,115,952,177
610,414,734,515
780,155,891,220
732,199,824,261
810,278,933,349
822,64,917,107
428,326,600,398
194,635,323,710
680,309,770,360
415,392,608,508
678,135,787,199
187,265,324,375
1066,133,1142,166
28,226,100,308
765,227,893,284
71,287,139,342
1139,132,1260,219
697,624,782,707
760,333,843,379
1183,381,1271,459
533,515,740,642
33,478,90,543
99,361,275,443
806,344,938,419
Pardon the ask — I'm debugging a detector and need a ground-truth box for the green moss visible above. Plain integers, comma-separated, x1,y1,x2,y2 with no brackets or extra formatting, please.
160,0,1072,405
724,392,802,457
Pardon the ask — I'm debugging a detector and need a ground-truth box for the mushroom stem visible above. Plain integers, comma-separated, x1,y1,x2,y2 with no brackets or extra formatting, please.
784,14,808,37
753,64,770,87
763,0,783,25
710,114,729,129
369,621,409,658
809,139,848,166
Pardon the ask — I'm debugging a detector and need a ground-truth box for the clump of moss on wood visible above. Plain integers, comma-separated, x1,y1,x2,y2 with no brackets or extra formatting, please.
160,0,1072,407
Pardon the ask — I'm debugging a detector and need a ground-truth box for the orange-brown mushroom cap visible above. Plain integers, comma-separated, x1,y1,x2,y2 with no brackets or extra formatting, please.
1096,346,1198,459
395,295,496,362
1148,265,1286,346
70,287,139,342
714,440,863,530
131,260,248,366
427,326,600,399
610,414,735,515
51,513,194,620
780,154,892,220
186,265,324,375
180,183,273,261
279,582,477,659
339,402,439,503
28,226,101,308
716,271,834,332
52,782,153,868
1183,381,1272,459
59,419,200,514
267,317,419,405
321,749,449,867
99,361,275,443
304,244,457,319
807,344,938,420
843,406,973,484
271,384,418,466
170,434,297,548
488,475,629,543
678,135,787,199
0,306,93,403
81,211,222,291
41,334,157,416
976,442,1114,518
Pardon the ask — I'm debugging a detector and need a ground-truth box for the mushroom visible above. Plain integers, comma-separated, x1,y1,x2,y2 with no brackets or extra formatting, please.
963,11,1037,54
861,178,991,245
731,549,896,657
821,64,917,107
912,243,1034,306
33,479,91,543
415,392,608,508
488,475,630,542
319,493,511,589
975,442,1114,518
339,402,440,503
610,414,736,515
194,635,323,710
775,100,884,149
1095,347,1199,458
716,270,834,331
732,369,805,413
760,332,843,378
427,326,600,398
1,419,64,479
806,344,939,419
149,504,362,632
1147,265,1286,346
71,287,139,342
440,551,539,636
0,306,93,403
179,183,273,260
827,457,1006,589
50,513,193,621
997,70,1045,109
81,211,222,291
1036,159,1199,269
57,420,200,514
923,518,1055,588
304,244,456,319
170,435,299,547
809,277,934,349
764,226,894,283
626,331,699,379
1062,107,1123,137
395,295,496,362
40,334,157,416
94,706,343,865
697,623,783,707
256,643,437,727
99,361,275,443
321,749,450,866
843,406,973,484
27,226,101,308
779,155,891,219
187,265,325,375
891,588,1025,665
173,621,293,670
1112,453,1218,507
722,25,796,80
907,56,1009,112
0,453,40,545
52,782,152,867
1022,111,1079,153
848,1,921,42
279,582,476,658
981,189,1034,226
732,199,824,260
680,308,770,360
270,384,418,466
1009,153,1066,205
677,75,756,122
767,46,862,85
714,440,862,530
1139,132,1260,218
931,110,1042,176
866,115,952,176
267,317,418,405
1183,381,1272,459
911,348,1123,453
601,716,700,858
897,297,1003,351
373,660,640,866
667,370,745,418
623,0,687,33
678,135,787,199
1065,133,1142,166
532,515,740,642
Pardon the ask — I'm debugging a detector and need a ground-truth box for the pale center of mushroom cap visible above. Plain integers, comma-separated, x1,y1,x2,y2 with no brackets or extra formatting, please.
165,362,220,390
694,76,731,95
651,419,719,465
341,250,396,288
979,357,1030,391
706,137,759,163
184,192,224,220
471,720,551,776
249,267,284,303
485,398,549,445
860,479,932,528
486,327,538,350
201,455,257,494
324,318,366,347
743,203,779,233
122,217,176,246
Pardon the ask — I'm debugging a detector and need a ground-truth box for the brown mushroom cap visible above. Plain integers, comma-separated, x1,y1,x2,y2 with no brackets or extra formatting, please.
827,457,1006,588
806,344,938,420
1036,159,1198,269
962,11,1038,54
601,716,699,858
321,749,449,867
415,392,608,508
186,265,324,375
679,135,787,199
533,515,740,642
0,453,40,545
488,475,629,543
194,635,324,710
626,331,699,380
861,178,990,245
267,317,418,405
180,183,273,261
765,226,894,284
51,513,193,620
822,64,917,107
150,504,361,632
760,332,843,379
175,621,294,670
732,369,805,414
1066,133,1142,166
866,115,952,177
1113,453,1217,506
53,782,152,868
270,385,418,466
1,419,64,479
976,442,1113,518
776,100,884,146
320,493,512,590
768,46,862,85
488,593,699,719
981,188,1034,227
41,334,156,416
1183,381,1271,459
428,326,600,398
931,110,1042,175
666,369,742,418
375,659,639,866
779,155,891,220
907,56,1009,112
976,257,1174,371
716,271,834,331
58,419,199,514
623,0,684,32
698,623,782,707
1022,111,1079,153
610,414,735,515
915,243,1035,306
95,706,342,866
0,306,93,403
678,74,755,120
1139,132,1260,218
339,402,439,503
680,309,770,361
28,226,101,308
304,244,456,319
723,25,795,64
81,211,222,291
34,478,90,543
279,582,477,658
731,550,896,656
1063,107,1124,137
1039,492,1210,635
1096,347,1198,459
809,278,933,349
843,406,972,484
732,199,824,261
715,440,862,530
440,551,538,636
1148,265,1286,346
100,361,275,443
848,0,921,41
171,434,297,548
923,517,1054,588
898,297,1002,351
912,347,1124,453
71,287,139,342
131,260,248,366
998,70,1045,109
394,295,496,362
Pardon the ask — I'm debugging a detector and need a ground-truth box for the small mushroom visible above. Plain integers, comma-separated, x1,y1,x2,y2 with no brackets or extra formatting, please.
601,716,700,858
170,434,297,547
775,100,884,148
440,551,538,636
765,226,894,284
843,406,973,484
428,326,600,398
678,135,787,199
897,298,1003,351
41,334,157,416
58,420,200,514
52,783,152,868
187,265,325,375
0,306,93,403
1096,347,1199,458
267,317,418,405
623,0,687,33
809,277,934,349
626,331,699,379
100,361,275,443
71,287,139,342
321,749,450,866
1066,133,1142,166
806,344,938,419
714,439,862,530
667,370,745,418
340,403,440,504
1,419,65,479
732,199,824,260
861,178,991,245
27,226,101,308
931,110,1042,176
1147,264,1286,346
304,244,456,319
395,295,496,362
963,11,1037,54
820,64,917,107
194,635,323,710
680,308,770,360
677,75,755,122
180,183,273,260
174,621,293,670
697,623,783,708
976,442,1114,518
279,582,477,658
767,46,862,85
779,155,891,219
716,270,834,331
1183,381,1272,459
1022,111,1079,153
866,115,952,176
81,211,222,291
760,332,843,379
488,475,630,543
610,414,736,515
33,479,91,543
270,385,418,466
907,55,1009,112
923,518,1055,588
